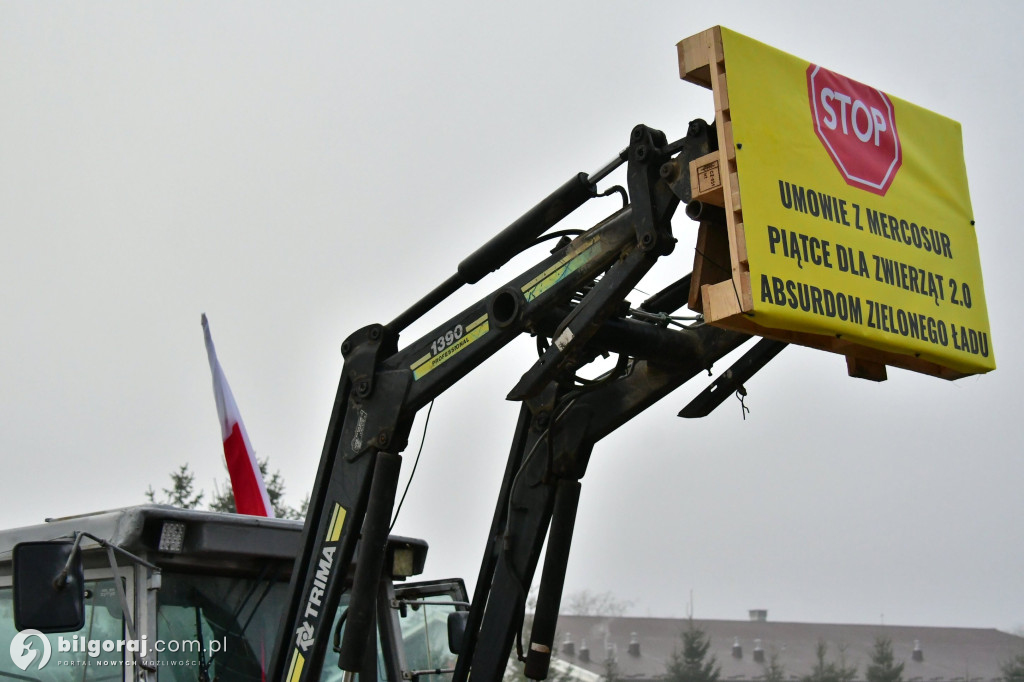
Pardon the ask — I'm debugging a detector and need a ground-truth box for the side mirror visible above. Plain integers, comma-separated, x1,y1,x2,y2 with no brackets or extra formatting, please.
447,610,469,655
13,540,85,633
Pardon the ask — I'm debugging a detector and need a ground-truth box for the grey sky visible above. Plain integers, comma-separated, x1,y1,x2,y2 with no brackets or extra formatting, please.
1,2,1021,632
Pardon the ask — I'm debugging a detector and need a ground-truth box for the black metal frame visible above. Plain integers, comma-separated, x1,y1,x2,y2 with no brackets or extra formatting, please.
269,120,779,682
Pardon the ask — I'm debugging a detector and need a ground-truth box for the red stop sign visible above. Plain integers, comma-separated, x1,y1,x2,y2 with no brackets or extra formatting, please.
807,64,902,196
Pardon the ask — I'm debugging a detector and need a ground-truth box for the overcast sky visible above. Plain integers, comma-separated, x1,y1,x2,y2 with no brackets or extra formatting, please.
2,2,1021,634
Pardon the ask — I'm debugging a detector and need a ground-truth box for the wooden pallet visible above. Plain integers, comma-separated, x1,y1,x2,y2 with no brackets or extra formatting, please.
675,26,965,381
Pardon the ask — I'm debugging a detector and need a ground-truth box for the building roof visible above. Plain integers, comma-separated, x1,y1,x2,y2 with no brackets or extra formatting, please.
552,615,1024,682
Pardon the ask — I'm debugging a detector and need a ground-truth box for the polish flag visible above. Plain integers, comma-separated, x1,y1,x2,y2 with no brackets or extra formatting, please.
202,314,274,517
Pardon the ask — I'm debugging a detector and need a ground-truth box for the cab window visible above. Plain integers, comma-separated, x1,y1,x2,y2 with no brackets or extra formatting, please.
0,579,125,679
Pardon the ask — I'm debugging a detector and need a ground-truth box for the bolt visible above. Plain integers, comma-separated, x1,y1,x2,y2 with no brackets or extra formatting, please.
641,233,655,248
377,431,390,448
368,327,381,341
341,341,352,356
356,380,370,397
660,161,678,181
635,145,647,160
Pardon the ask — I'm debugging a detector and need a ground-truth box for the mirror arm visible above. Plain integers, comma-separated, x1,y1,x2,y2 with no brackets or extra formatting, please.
74,531,160,571
54,532,87,589
60,531,159,672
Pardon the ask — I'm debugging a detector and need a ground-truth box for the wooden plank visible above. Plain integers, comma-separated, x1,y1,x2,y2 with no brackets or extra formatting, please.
701,33,752,323
689,220,733,313
680,27,754,326
737,271,753,310
704,311,966,381
689,223,711,313
677,28,718,88
733,220,748,265
701,280,744,321
723,119,736,161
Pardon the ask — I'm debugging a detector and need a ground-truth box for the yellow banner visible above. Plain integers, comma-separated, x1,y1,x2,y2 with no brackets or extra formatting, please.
721,27,994,374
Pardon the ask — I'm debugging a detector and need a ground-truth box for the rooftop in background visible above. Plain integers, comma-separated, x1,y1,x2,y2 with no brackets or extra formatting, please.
554,615,1024,682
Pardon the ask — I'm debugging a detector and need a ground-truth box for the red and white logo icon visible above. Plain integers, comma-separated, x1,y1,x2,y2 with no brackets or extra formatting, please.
807,64,901,196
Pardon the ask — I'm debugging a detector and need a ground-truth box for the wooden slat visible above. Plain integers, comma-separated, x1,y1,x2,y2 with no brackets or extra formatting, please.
697,28,750,323
679,26,751,323
689,220,732,313
677,28,717,88
723,122,736,161
705,312,965,381
733,221,748,265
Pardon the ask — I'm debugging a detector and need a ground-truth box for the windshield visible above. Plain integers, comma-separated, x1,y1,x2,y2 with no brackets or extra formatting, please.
155,572,465,681
391,579,467,682
155,572,290,680
156,573,379,682
394,598,458,682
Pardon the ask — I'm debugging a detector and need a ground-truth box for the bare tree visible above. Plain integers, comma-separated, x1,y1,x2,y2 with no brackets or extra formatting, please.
564,590,633,617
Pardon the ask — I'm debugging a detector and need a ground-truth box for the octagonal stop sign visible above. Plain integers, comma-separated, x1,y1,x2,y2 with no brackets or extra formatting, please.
807,64,902,195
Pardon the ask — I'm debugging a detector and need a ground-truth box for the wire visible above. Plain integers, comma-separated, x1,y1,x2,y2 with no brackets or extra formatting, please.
389,399,434,533
513,184,627,260
596,184,628,208
736,386,749,420
627,308,703,327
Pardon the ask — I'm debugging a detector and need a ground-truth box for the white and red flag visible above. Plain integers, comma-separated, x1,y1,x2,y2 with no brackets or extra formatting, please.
201,314,274,517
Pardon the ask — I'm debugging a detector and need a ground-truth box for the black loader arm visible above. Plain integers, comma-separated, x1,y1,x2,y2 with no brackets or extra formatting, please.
451,273,753,682
269,121,718,682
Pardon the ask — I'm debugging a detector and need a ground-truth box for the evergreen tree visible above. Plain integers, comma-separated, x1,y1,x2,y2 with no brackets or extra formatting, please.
866,637,904,682
148,459,306,518
603,647,620,682
207,457,307,519
1002,653,1024,682
145,463,204,509
666,619,721,682
762,648,787,682
801,641,857,682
